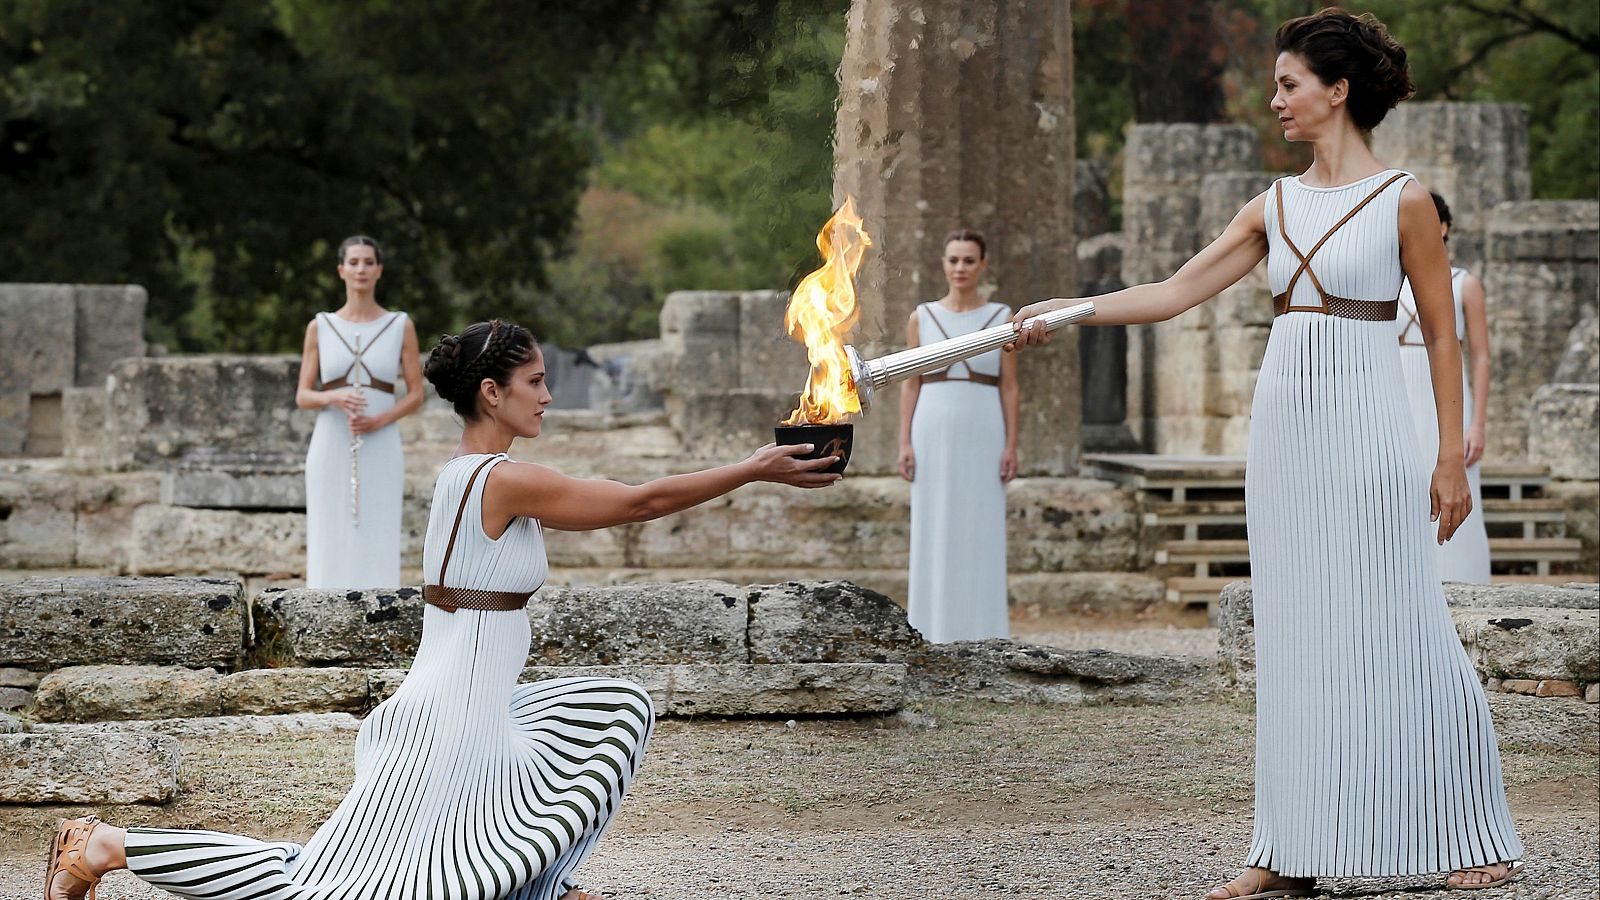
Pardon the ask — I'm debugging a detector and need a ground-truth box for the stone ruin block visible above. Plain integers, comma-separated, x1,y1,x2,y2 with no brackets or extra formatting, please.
161,449,307,510
527,580,748,666
1483,200,1600,458
0,576,244,670
0,285,75,456
33,664,223,722
74,285,147,387
1454,606,1599,684
252,586,427,667
0,732,180,804
105,355,312,469
514,662,906,716
1528,384,1600,482
1553,312,1599,385
128,505,304,575
1372,102,1530,272
746,581,921,664
737,291,807,393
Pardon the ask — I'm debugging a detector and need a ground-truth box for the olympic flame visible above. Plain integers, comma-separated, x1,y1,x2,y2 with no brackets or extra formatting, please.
783,197,871,424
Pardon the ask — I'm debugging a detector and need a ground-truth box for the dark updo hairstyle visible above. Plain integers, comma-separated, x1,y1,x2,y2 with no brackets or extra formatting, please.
943,228,987,259
424,319,538,418
337,235,383,265
1275,8,1414,132
1430,190,1453,227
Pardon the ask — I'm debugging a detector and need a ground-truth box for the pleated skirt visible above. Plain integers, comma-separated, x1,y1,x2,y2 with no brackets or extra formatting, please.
1244,313,1522,877
125,605,654,899
1398,345,1491,583
305,402,403,590
908,380,1009,643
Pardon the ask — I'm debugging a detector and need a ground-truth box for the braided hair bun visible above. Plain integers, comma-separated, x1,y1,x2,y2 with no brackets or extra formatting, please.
1276,8,1414,132
424,319,538,417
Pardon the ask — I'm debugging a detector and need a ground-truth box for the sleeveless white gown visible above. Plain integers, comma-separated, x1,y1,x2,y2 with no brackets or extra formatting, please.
125,453,655,899
907,301,1011,643
1395,269,1492,583
1246,170,1521,876
304,311,407,589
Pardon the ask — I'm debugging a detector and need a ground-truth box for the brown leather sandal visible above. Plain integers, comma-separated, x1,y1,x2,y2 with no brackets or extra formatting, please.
1447,861,1524,890
44,815,103,900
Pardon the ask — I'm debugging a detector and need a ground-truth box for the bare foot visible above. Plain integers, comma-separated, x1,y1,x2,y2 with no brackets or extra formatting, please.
1447,861,1518,889
1205,867,1314,898
559,891,604,900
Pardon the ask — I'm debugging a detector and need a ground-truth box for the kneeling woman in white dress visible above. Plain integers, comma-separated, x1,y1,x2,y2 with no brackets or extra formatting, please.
1395,191,1492,583
295,235,425,589
898,229,1019,643
45,319,841,900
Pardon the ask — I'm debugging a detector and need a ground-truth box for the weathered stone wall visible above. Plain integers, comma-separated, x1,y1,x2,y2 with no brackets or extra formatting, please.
1371,103,1531,274
1482,200,1600,458
0,284,146,457
103,356,314,469
1119,124,1260,452
834,0,1080,476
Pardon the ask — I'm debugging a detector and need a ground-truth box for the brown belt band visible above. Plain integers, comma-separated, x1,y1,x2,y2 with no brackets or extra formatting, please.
1272,294,1399,322
422,584,534,613
324,375,396,394
920,372,1001,387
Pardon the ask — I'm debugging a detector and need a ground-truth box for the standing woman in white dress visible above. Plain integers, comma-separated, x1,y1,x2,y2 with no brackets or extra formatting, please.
295,235,425,589
1011,9,1522,895
1396,192,1492,583
43,319,840,900
898,229,1019,643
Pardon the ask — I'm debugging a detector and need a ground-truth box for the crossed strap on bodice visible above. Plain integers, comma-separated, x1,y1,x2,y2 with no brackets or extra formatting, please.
423,455,538,613
320,312,401,394
1272,172,1409,321
918,303,1006,387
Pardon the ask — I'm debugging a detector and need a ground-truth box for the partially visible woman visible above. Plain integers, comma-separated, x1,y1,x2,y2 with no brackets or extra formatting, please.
295,236,424,589
1396,191,1492,583
898,229,1019,643
44,319,840,900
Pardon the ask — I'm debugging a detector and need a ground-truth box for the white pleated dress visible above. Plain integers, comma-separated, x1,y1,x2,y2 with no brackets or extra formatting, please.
126,453,656,899
907,301,1011,643
1395,269,1491,583
305,311,407,589
1246,170,1521,877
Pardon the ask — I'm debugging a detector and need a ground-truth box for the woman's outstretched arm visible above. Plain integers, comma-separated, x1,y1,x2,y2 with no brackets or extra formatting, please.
1399,180,1473,543
483,444,840,533
1009,191,1270,340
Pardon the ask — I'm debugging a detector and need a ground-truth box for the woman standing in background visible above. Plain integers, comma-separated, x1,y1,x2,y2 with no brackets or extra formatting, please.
1396,191,1492,583
899,229,1019,643
295,236,424,589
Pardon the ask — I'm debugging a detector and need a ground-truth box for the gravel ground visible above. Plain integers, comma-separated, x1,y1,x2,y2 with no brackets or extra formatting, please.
5,696,1594,900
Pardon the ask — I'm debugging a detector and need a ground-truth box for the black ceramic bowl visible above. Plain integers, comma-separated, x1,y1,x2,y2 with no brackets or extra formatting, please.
774,423,853,475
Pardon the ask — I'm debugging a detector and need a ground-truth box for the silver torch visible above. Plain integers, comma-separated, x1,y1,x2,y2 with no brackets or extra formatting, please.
845,300,1096,411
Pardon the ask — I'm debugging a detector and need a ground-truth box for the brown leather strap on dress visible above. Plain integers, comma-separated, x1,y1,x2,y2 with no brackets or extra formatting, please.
320,312,402,393
424,455,533,613
322,374,396,394
1273,173,1409,320
920,371,1001,387
921,302,1006,383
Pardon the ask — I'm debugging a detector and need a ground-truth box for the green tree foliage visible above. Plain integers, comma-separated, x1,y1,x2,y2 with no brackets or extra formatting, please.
1362,0,1599,199
0,0,662,351
490,0,849,349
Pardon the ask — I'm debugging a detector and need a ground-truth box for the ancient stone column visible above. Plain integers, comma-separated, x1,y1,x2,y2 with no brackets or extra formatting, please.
1119,124,1259,453
833,0,1078,475
1482,200,1600,459
1371,102,1531,274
